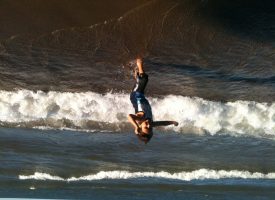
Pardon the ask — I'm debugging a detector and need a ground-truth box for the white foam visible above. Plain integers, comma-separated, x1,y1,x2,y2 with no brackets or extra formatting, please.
19,172,63,181
0,89,131,124
19,169,275,182
153,95,275,137
0,89,275,137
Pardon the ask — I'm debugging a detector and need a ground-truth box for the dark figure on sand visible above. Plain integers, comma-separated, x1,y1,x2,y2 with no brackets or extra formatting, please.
128,58,178,143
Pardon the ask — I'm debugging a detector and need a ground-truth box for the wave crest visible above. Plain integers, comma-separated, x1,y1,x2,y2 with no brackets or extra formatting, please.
19,169,275,182
0,90,275,138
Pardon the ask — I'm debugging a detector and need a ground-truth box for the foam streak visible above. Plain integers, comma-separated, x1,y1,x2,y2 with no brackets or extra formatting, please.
19,169,275,182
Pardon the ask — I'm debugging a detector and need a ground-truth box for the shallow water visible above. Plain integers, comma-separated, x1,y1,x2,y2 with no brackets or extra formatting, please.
1,128,275,199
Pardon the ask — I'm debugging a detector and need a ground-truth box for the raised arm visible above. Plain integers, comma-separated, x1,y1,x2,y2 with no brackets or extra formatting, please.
128,114,142,134
152,121,178,127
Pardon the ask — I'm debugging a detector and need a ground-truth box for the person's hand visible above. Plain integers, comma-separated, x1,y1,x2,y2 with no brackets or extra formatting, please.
135,126,141,135
173,121,179,126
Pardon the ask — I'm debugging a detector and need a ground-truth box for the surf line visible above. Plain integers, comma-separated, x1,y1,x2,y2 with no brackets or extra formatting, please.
19,169,275,182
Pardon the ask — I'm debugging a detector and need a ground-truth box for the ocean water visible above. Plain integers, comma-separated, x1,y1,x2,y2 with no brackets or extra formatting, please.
0,0,275,199
1,128,275,199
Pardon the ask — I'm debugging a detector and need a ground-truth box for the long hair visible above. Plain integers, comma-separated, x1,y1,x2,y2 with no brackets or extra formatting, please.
137,128,153,144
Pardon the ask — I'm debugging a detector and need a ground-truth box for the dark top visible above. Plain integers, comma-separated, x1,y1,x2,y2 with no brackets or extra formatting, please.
130,73,152,120
132,73,148,93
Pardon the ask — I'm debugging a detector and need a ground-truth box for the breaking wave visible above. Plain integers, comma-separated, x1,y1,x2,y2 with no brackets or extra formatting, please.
0,89,275,138
19,169,275,182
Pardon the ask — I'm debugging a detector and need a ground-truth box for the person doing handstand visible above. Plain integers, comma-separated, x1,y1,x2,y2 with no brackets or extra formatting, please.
128,58,178,144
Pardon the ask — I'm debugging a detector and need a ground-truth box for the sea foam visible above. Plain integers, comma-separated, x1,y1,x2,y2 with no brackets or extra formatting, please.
19,169,275,182
0,89,275,137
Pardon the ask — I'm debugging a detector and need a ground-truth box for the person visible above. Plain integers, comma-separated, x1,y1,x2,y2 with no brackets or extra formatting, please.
128,57,178,144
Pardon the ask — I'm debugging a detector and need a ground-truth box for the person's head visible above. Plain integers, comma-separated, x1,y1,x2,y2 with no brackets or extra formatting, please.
137,119,153,144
